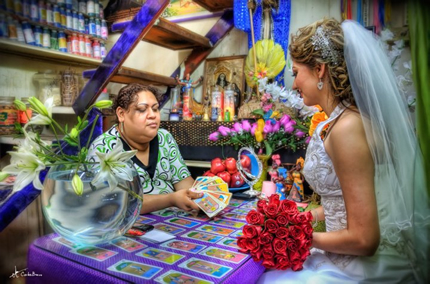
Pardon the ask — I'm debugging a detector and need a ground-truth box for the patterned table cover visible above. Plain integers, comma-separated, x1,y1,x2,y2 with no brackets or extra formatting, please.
27,198,265,284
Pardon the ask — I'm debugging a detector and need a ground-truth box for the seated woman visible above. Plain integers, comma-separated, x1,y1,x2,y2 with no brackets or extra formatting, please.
88,83,202,214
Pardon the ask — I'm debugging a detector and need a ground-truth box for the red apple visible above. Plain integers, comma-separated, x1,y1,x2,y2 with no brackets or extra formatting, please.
203,170,215,177
217,171,231,186
210,158,225,174
225,157,237,174
240,154,251,169
230,172,245,188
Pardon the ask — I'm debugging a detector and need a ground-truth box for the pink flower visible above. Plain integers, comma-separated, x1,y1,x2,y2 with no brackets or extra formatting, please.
233,122,243,133
280,114,291,126
272,121,281,132
263,103,273,112
295,130,305,138
305,136,311,144
242,120,252,132
263,120,273,134
284,121,295,133
251,123,258,136
218,126,231,136
209,132,220,141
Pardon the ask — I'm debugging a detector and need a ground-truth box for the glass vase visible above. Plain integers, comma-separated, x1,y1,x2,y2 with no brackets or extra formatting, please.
253,154,271,191
41,163,142,245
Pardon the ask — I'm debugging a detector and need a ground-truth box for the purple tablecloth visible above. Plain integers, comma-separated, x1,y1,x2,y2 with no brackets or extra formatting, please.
27,199,265,283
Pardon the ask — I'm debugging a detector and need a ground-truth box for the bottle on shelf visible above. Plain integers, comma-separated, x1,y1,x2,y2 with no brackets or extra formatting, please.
86,0,94,17
95,17,100,38
211,85,222,121
6,0,14,12
15,20,25,42
100,41,105,59
0,96,18,135
66,34,72,52
84,35,91,57
71,32,79,54
53,4,60,28
58,30,67,52
50,29,58,50
66,9,72,29
46,2,52,25
42,26,50,48
72,9,78,31
7,16,17,41
78,0,86,15
98,2,103,19
101,19,107,40
78,12,84,33
23,0,31,18
93,0,98,16
78,33,85,55
30,0,38,22
60,6,66,28
65,0,72,10
38,0,46,24
0,14,8,38
34,25,42,47
92,38,100,59
13,0,23,16
88,16,95,36
224,84,235,121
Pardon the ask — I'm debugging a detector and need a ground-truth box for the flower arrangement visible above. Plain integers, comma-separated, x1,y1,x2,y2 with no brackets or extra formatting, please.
0,97,139,199
238,195,313,270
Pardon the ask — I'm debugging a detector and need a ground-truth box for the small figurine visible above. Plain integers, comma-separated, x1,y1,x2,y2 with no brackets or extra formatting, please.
287,157,305,202
175,73,203,92
175,73,203,121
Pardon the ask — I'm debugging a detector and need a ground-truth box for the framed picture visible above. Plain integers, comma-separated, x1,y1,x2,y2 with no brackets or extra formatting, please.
161,0,222,23
202,55,247,101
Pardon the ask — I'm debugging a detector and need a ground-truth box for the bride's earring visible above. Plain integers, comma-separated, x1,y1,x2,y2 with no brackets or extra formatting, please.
317,78,324,90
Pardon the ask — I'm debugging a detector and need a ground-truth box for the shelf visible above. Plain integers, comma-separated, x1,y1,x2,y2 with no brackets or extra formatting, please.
184,160,210,168
52,106,76,114
83,66,177,86
0,39,102,67
111,18,212,50
193,0,233,12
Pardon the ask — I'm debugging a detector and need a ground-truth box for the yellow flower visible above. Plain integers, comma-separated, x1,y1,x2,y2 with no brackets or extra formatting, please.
255,130,264,142
257,119,265,131
309,111,328,137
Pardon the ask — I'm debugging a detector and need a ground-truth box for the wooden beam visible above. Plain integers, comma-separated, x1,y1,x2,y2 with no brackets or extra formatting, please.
73,0,169,115
193,0,233,12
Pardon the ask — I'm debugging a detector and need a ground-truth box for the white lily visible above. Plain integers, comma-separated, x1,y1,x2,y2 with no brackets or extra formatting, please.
91,139,137,191
17,131,48,155
25,97,54,127
2,151,46,192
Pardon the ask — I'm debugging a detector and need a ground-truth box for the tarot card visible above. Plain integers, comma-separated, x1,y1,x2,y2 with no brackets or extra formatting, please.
229,230,244,238
110,237,146,252
231,208,250,214
193,192,225,218
220,212,248,221
155,270,214,284
151,207,180,217
207,191,232,205
199,246,248,264
239,202,257,209
195,224,235,236
216,237,240,249
177,211,211,222
153,223,185,235
135,216,156,224
229,198,247,204
52,237,82,249
70,246,117,261
198,183,229,193
178,257,232,278
226,199,242,207
165,217,200,228
208,218,246,229
108,259,162,279
181,231,223,244
136,247,184,265
160,239,206,254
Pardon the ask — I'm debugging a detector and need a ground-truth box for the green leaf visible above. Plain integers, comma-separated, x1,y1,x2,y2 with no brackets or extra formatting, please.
63,136,79,147
264,140,273,156
251,109,265,117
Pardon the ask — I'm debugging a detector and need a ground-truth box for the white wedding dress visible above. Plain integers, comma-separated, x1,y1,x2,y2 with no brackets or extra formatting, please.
257,104,417,284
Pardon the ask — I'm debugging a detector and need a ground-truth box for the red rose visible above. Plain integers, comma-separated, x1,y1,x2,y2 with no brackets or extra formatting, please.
301,222,313,237
275,254,291,270
265,203,279,218
259,231,274,245
296,238,308,249
265,219,279,233
252,250,263,262
299,248,311,261
286,238,298,251
246,210,265,225
262,258,276,269
288,249,301,263
262,245,275,260
243,225,262,238
289,225,305,240
237,237,249,252
293,212,309,224
247,238,260,252
268,194,280,208
276,213,289,226
257,199,267,213
280,200,298,215
273,238,288,256
291,261,304,271
275,227,289,239
305,211,313,222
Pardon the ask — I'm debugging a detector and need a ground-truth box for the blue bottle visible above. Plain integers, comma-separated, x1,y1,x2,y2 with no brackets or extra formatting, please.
78,12,85,33
58,31,67,52
72,10,78,31
30,0,39,22
34,25,42,46
88,17,95,36
66,9,72,30
22,21,35,45
53,4,61,28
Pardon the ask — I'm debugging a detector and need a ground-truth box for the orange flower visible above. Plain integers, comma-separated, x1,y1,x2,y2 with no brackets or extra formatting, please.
309,111,328,137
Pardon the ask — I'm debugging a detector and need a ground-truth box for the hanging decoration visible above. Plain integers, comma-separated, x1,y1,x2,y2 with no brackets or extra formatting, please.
234,0,291,85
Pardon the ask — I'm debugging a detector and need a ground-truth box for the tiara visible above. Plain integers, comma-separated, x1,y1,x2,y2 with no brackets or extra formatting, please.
310,26,342,65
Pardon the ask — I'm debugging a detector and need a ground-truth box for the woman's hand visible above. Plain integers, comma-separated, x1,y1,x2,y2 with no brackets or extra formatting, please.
171,188,203,212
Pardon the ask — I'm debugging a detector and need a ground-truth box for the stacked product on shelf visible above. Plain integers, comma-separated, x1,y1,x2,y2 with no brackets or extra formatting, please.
0,0,108,59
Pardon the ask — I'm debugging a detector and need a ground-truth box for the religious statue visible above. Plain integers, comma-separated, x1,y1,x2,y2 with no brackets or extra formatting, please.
287,157,305,202
175,73,203,121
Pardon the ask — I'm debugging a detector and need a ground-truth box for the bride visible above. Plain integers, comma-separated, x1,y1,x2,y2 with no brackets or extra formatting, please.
258,19,429,283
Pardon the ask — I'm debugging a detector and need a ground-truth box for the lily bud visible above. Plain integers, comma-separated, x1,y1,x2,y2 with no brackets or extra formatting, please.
69,128,79,139
72,174,84,196
93,100,113,109
0,172,9,182
28,97,49,117
14,100,27,111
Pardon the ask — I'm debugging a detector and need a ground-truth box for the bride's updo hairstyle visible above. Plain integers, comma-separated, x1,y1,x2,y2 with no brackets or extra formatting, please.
289,18,354,105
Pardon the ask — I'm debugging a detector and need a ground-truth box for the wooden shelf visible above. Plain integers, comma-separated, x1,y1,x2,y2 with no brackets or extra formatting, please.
83,66,177,86
0,39,102,67
184,160,210,168
193,0,233,12
111,18,212,50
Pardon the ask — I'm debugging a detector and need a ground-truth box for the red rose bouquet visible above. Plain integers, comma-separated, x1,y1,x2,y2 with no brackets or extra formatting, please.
238,195,313,271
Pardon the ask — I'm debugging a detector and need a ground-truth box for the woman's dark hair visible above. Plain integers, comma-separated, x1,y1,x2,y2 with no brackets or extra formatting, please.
112,83,161,122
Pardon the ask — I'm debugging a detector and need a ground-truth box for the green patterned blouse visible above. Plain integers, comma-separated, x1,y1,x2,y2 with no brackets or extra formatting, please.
88,126,191,195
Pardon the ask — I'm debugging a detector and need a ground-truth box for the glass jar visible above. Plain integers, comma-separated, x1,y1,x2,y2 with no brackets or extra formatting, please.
60,68,79,106
32,70,61,106
0,96,18,135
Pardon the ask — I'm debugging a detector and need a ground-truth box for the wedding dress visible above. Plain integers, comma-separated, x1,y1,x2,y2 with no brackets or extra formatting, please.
257,104,417,284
